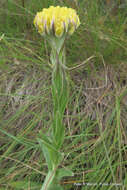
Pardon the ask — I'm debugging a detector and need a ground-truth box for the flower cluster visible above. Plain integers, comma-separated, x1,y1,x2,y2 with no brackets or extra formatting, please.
34,6,80,37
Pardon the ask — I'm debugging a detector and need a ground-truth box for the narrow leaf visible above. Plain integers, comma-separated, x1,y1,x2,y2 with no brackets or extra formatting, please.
56,168,74,180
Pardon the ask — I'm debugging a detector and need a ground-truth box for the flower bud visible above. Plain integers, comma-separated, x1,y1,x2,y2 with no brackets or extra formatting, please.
34,6,80,37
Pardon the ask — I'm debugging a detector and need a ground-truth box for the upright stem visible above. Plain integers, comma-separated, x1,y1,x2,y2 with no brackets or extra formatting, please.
41,169,56,190
41,39,68,190
51,47,68,149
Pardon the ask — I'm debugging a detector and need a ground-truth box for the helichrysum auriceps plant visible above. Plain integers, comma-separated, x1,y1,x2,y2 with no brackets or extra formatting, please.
34,6,80,190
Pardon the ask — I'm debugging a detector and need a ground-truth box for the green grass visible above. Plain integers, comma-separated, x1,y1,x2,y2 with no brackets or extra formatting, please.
0,0,127,189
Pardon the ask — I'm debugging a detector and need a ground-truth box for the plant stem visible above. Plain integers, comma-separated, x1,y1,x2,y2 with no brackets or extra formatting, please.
41,38,68,190
41,169,56,190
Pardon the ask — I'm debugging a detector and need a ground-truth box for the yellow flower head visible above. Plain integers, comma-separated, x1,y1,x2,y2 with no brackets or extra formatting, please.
34,6,80,37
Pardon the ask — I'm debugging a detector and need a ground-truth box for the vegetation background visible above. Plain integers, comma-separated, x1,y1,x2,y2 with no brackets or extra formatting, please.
0,0,127,189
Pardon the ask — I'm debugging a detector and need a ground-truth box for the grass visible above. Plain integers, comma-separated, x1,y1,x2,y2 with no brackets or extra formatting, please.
0,0,127,189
